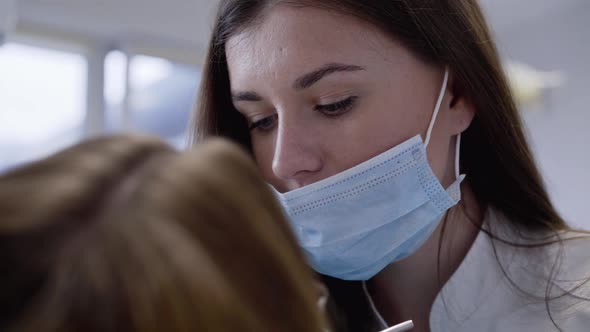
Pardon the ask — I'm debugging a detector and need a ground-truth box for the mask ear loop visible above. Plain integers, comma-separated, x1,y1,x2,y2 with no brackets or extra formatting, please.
454,133,461,178
424,68,449,148
423,68,462,178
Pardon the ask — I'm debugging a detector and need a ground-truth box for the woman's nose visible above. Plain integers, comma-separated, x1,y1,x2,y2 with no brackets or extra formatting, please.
271,120,323,184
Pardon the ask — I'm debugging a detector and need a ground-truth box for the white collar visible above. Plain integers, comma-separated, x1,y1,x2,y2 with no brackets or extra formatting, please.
364,209,590,331
430,209,590,331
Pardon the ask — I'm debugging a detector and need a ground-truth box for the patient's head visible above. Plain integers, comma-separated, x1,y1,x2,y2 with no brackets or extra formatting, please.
0,134,327,332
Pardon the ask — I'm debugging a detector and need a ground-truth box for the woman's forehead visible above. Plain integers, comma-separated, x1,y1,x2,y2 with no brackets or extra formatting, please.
225,5,408,88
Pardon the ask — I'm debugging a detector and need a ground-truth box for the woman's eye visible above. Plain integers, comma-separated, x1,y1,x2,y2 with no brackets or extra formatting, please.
249,114,277,132
315,96,358,116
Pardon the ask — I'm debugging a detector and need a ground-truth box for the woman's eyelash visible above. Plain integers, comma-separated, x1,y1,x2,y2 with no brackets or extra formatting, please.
249,114,277,131
315,96,358,114
247,96,358,132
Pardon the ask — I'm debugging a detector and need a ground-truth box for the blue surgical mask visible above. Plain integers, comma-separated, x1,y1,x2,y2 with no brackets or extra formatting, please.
272,69,465,281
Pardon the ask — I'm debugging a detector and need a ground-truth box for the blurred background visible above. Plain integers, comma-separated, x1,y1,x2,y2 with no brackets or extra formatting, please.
0,0,588,228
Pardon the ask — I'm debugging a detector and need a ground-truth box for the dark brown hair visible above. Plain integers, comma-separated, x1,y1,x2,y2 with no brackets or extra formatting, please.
189,1,582,330
0,134,327,332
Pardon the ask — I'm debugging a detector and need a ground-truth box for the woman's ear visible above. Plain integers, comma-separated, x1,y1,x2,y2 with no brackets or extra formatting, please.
447,73,476,135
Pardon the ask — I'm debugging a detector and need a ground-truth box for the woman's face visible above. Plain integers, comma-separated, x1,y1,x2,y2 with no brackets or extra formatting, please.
226,5,472,192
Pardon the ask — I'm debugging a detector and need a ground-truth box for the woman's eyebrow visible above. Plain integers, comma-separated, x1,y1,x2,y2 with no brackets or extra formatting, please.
231,63,364,102
293,63,365,90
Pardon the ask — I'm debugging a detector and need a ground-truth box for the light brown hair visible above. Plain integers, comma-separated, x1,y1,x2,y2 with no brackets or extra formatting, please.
0,134,327,332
